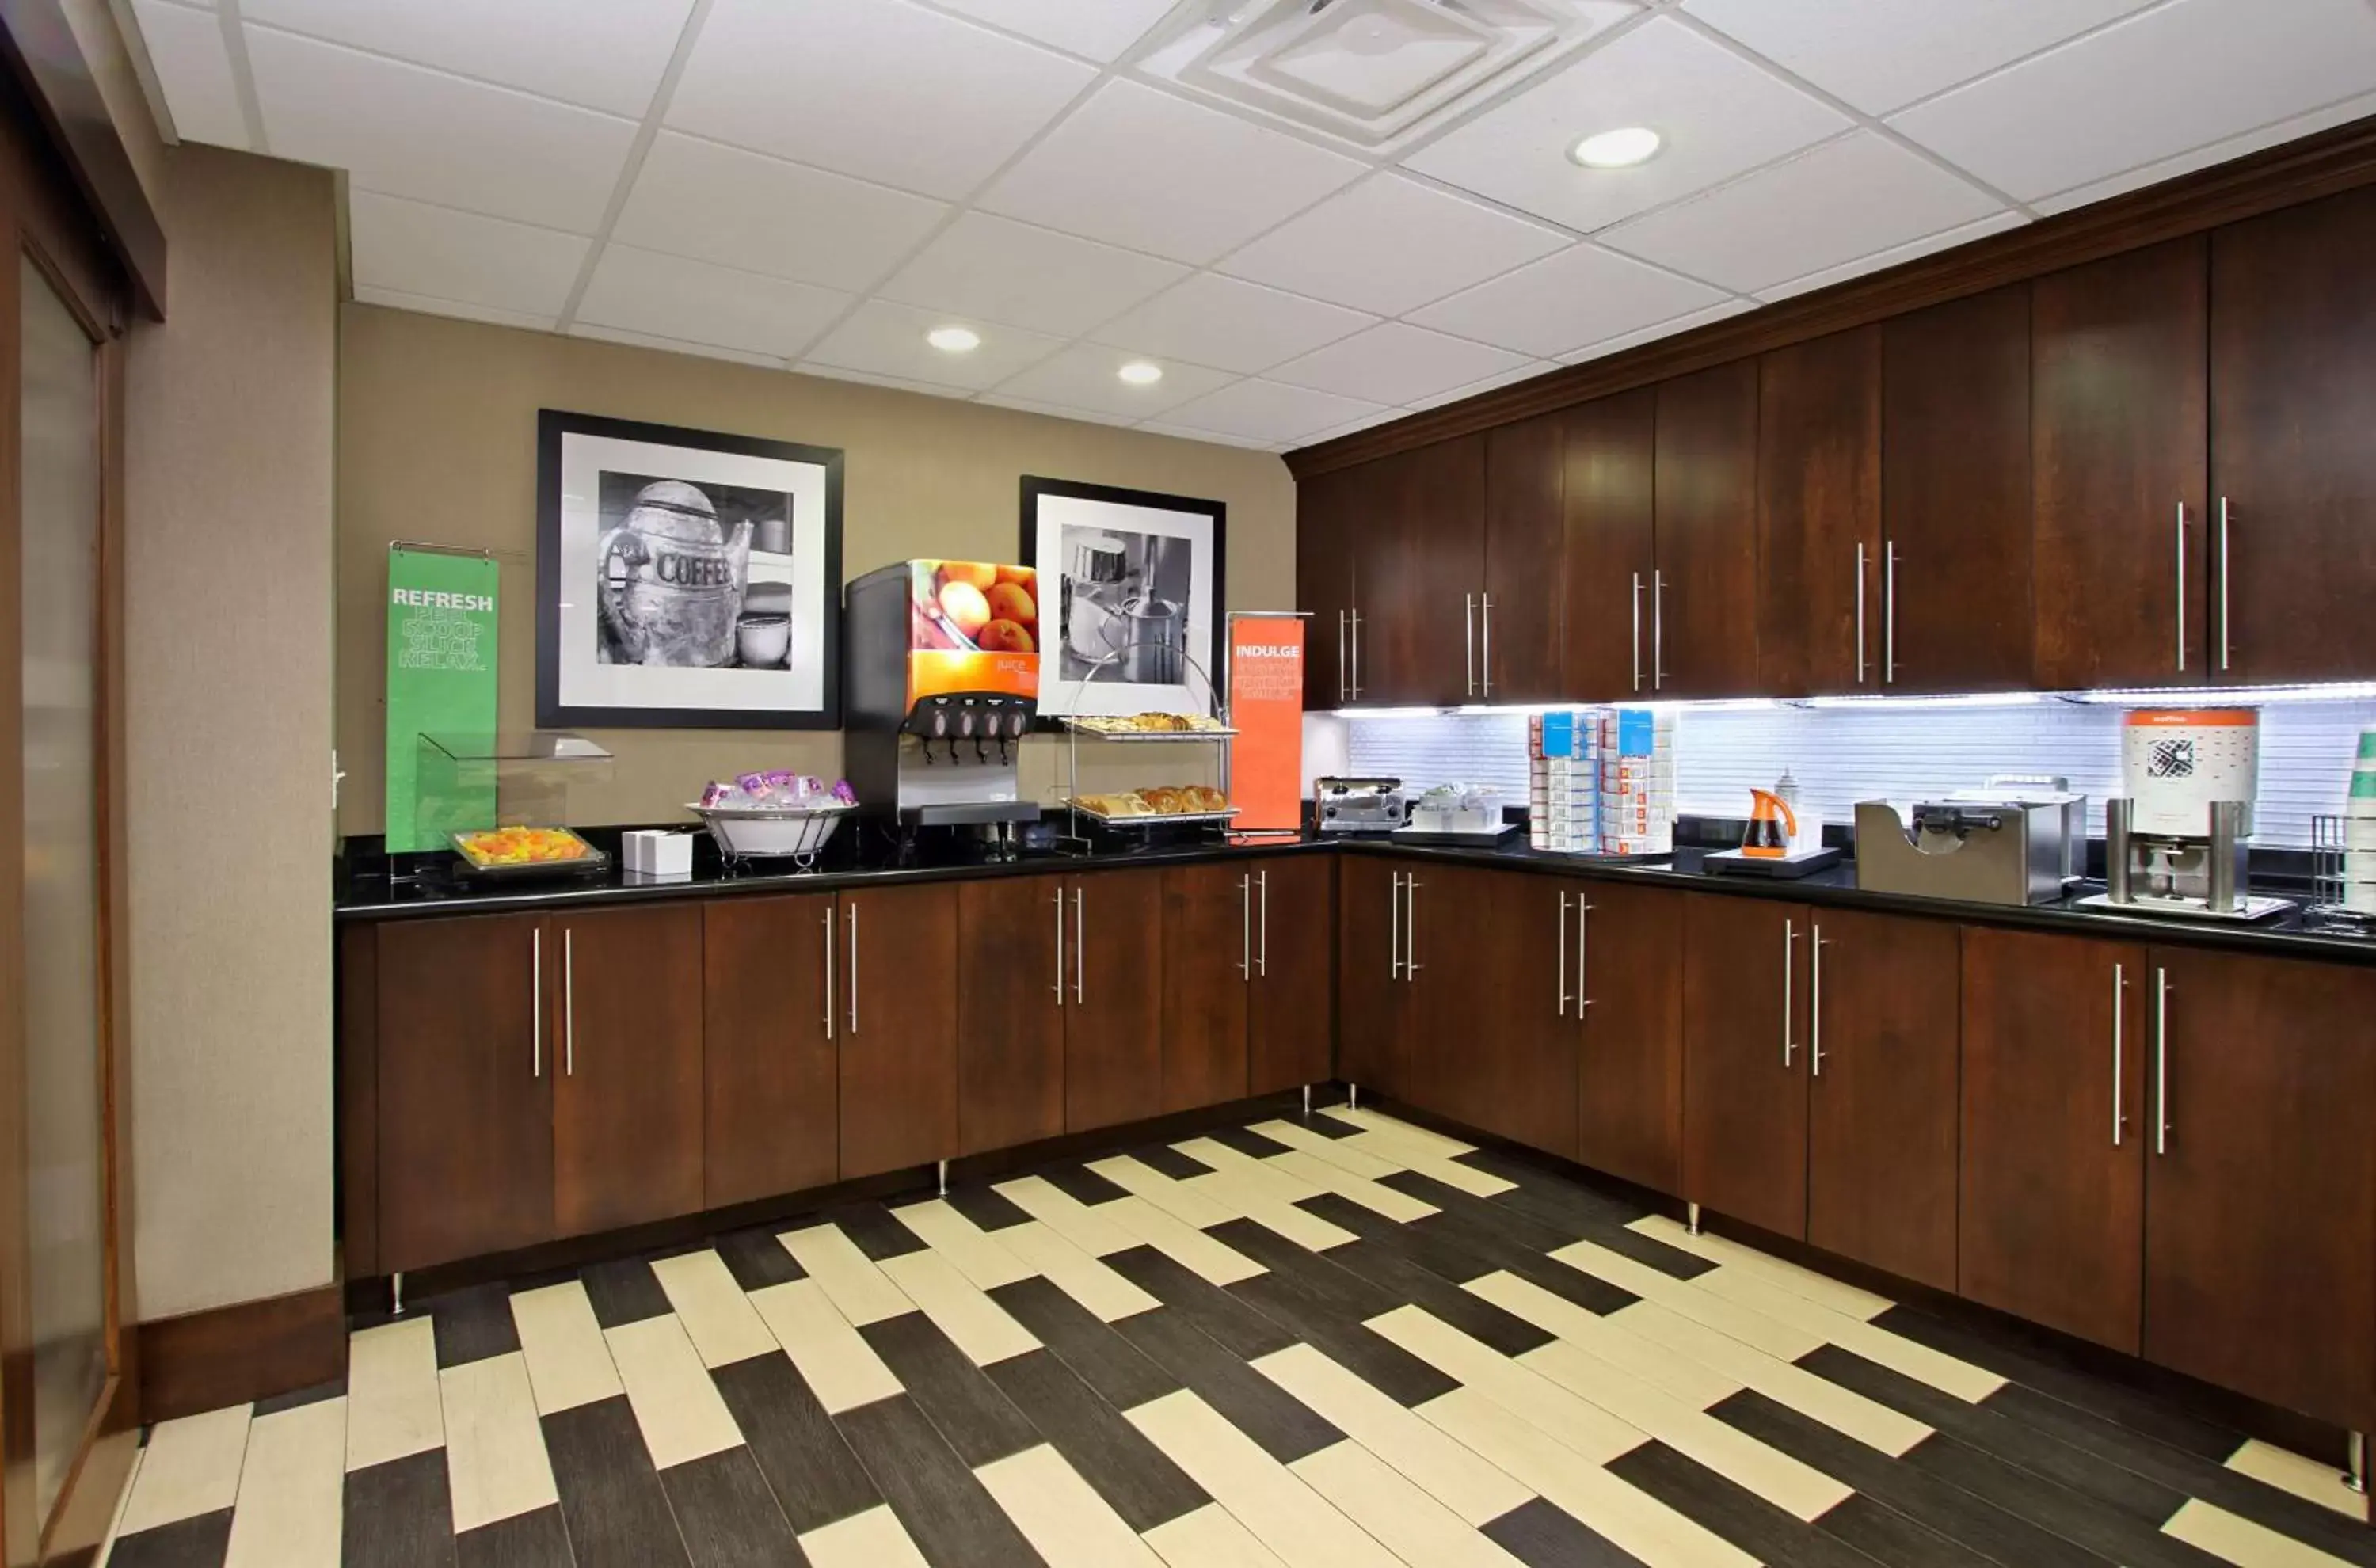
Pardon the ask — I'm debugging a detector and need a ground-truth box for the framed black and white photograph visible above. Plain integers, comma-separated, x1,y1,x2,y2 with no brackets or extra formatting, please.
1020,476,1225,720
536,409,842,729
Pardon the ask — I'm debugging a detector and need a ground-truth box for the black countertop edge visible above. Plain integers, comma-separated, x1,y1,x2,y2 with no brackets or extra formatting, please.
335,829,2376,965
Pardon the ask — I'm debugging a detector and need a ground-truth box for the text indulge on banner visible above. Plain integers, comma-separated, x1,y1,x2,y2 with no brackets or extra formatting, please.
1228,615,1304,836
385,549,500,851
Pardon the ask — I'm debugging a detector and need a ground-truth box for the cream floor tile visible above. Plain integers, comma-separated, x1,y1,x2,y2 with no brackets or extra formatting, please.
346,1317,444,1471
1365,1305,1643,1465
996,1174,1140,1257
1605,1298,1930,1458
1466,1273,1740,1410
1321,1106,1475,1159
652,1249,779,1369
977,1442,1167,1567
1099,1195,1266,1287
1176,1138,1327,1202
893,1198,1037,1290
1181,1169,1358,1254
995,1219,1160,1322
1628,1214,1895,1322
509,1280,625,1415
1250,1120,1403,1182
1399,1154,1517,1198
97,1445,142,1563
781,1223,916,1326
440,1353,559,1533
1292,1439,1526,1568
1093,1155,1242,1230
2164,1498,2359,1567
878,1248,1040,1366
120,1403,253,1534
2227,1439,2372,1520
1687,1265,2006,1402
1253,1342,1532,1528
1263,1147,1437,1223
1547,1239,1826,1363
223,1397,343,1567
1418,1387,1759,1568
1129,1391,1404,1568
748,1280,904,1414
799,1502,933,1568
604,1314,744,1471
1144,1501,1293,1567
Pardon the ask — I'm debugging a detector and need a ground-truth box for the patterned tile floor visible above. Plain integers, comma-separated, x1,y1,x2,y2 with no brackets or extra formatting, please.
100,1106,2376,1567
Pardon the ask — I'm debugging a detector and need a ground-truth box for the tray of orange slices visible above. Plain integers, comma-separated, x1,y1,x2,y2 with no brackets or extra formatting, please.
448,825,609,879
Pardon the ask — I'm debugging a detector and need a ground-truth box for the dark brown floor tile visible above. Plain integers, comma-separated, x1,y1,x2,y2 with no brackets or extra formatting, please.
833,1395,1047,1568
986,1349,1210,1534
860,1311,1043,1466
343,1451,458,1568
454,1505,573,1568
542,1395,691,1568
105,1510,234,1568
660,1446,808,1568
709,1353,881,1536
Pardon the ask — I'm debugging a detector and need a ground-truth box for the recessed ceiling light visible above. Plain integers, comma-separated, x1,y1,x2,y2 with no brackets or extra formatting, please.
1570,127,1662,169
926,325,980,353
1118,360,1164,386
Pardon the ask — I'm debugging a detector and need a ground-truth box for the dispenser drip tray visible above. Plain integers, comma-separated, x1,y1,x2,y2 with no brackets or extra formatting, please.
2073,891,2295,923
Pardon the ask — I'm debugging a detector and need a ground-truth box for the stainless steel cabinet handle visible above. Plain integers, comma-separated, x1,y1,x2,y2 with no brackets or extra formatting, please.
1884,541,1898,683
1350,609,1362,701
1631,572,1643,692
1782,920,1797,1067
2174,503,2188,673
1405,877,1422,981
1810,927,1827,1077
1053,885,1065,1006
848,902,860,1034
2111,962,2125,1147
1239,873,1253,980
564,927,576,1076
1856,542,1868,684
1389,872,1403,980
1577,900,1594,1014
1481,594,1493,697
1073,885,1085,1003
1337,610,1348,704
2218,497,2233,673
2154,968,2170,1155
1258,870,1268,976
1652,571,1666,691
532,926,543,1079
1465,592,1476,697
824,904,836,1041
1556,893,1571,1019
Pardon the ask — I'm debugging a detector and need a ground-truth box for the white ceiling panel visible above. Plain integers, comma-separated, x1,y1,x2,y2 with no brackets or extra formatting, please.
1217,173,1572,318
667,0,1093,201
1889,0,2376,203
352,285,556,333
348,192,590,318
2034,86,2376,215
1601,131,2002,296
1409,242,1731,356
975,393,1140,428
571,321,788,369
1268,323,1532,407
796,362,973,397
1091,275,1376,375
802,299,1064,391
874,213,1188,337
1134,422,1280,451
575,245,851,360
980,79,1368,264
1405,17,1850,234
1758,209,2027,303
1557,297,1754,363
132,0,247,148
926,0,1178,63
245,28,636,232
1406,359,1560,410
1682,0,2154,116
1160,379,1392,443
611,134,947,295
991,343,1236,419
238,0,692,119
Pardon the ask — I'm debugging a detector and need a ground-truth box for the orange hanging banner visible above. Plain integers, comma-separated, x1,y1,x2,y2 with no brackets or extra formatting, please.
1226,613,1305,838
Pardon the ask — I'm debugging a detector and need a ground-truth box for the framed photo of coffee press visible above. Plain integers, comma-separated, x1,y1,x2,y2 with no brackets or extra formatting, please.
535,409,843,729
1019,475,1226,721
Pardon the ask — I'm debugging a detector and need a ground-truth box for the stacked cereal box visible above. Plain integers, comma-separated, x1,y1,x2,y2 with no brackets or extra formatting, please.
1597,708,1675,857
1529,710,1597,852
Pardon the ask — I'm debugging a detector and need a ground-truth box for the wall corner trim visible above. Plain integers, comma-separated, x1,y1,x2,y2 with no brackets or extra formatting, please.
138,1280,345,1423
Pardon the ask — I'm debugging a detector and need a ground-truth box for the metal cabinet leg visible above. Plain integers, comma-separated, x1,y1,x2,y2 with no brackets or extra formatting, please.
390,1271,406,1317
936,1159,949,1197
1300,1084,1312,1118
2347,1432,2368,1495
1348,1083,1361,1110
1685,1203,1703,1238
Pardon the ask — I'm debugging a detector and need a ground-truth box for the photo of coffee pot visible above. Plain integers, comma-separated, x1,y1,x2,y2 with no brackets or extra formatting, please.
598,479,752,668
1063,530,1185,683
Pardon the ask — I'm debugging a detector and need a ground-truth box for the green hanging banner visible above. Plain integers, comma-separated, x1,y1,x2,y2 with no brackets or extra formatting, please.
384,547,501,851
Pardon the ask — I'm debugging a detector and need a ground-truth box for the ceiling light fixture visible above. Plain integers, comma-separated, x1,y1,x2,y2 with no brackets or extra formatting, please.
1570,126,1661,169
1118,360,1165,386
926,325,980,353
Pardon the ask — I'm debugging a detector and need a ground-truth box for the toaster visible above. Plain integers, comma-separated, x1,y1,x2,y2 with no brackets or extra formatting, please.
1315,777,1407,834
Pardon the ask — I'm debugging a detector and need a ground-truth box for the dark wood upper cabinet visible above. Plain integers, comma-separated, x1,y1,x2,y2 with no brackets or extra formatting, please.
1296,462,1361,709
1682,893,1807,1240
2143,947,2376,1431
1757,327,1881,696
2210,185,2376,685
958,877,1066,1156
2032,238,2209,691
1883,285,2033,691
1483,413,1567,702
376,913,554,1276
1249,856,1334,1097
1654,362,1761,698
703,895,839,1209
839,884,959,1180
1064,869,1165,1133
1563,388,1658,702
1162,862,1252,1115
1575,881,1684,1194
1803,909,1959,1292
551,904,706,1239
1959,927,2146,1354
1355,436,1487,707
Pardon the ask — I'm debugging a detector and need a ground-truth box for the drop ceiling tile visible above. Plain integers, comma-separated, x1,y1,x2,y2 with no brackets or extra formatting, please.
1090,275,1374,375
1681,0,2154,116
1404,17,1849,234
927,0,1176,63
1557,297,1755,363
796,363,974,398
1406,359,1559,411
1293,405,1409,446
572,322,787,369
1757,209,2028,302
131,0,247,148
1268,323,1531,407
1159,379,1391,444
2033,85,2376,215
575,244,851,360
352,285,556,333
348,192,589,318
974,393,1141,429
1601,131,2002,295
611,134,948,294
1134,423,1281,451
244,28,635,231
668,0,1093,200
804,299,1064,392
874,212,1187,337
991,344,1236,420
1888,0,2376,203
1217,173,1572,318
980,78,1367,264
238,0,691,118
1408,242,1731,357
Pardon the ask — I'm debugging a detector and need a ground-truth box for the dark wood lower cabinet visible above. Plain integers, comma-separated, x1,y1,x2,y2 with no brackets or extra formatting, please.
1248,857,1333,1096
703,895,839,1208
1426,865,1572,1156
1163,863,1252,1113
839,885,960,1181
1683,895,1808,1241
1575,881,1683,1193
1338,855,1411,1098
551,904,706,1238
1064,870,1164,1133
957,877,1065,1155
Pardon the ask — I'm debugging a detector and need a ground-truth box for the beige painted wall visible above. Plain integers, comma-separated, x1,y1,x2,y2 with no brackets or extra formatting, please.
336,307,1297,833
124,146,337,1319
